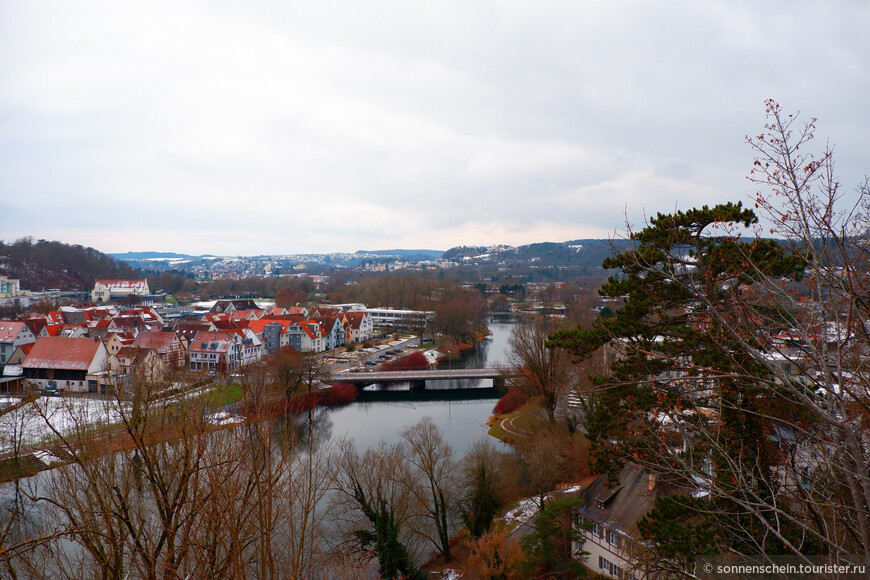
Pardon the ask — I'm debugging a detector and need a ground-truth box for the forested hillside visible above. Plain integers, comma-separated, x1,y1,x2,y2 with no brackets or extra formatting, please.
0,237,139,290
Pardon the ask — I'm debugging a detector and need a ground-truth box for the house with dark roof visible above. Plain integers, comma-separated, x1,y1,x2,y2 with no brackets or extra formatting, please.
113,346,166,383
208,299,261,314
575,462,659,579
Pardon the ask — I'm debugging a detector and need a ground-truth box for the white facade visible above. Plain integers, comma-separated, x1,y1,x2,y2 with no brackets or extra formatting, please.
0,322,37,366
91,280,151,303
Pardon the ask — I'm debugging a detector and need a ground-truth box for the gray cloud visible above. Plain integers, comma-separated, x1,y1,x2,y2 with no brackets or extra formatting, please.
1,1,868,254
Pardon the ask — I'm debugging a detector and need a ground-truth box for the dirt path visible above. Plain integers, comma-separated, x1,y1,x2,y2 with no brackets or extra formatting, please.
499,415,528,438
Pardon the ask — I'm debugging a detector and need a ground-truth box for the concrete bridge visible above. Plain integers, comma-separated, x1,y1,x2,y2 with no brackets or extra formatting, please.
325,367,512,390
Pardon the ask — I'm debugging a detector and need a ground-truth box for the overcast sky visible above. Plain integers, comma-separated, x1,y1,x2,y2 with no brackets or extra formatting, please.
2,1,868,256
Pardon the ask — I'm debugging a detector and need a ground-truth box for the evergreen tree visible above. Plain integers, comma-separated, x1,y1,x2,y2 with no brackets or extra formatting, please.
462,463,500,539
520,497,586,579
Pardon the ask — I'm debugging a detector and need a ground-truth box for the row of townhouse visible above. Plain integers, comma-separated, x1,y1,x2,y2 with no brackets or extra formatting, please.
215,306,375,356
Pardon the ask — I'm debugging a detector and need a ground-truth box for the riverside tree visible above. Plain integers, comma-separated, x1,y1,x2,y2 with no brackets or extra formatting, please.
549,101,870,569
507,320,575,424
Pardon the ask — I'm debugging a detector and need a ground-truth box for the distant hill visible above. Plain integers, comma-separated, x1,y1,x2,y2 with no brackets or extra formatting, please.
355,249,443,261
0,238,139,291
443,239,634,269
110,251,213,261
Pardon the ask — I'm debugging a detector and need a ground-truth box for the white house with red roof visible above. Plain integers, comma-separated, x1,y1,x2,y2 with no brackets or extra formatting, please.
22,336,110,392
91,279,151,303
287,321,325,353
344,311,374,343
0,321,38,367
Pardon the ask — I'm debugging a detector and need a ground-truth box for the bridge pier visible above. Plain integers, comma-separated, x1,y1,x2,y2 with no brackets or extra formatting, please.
410,379,426,391
493,376,505,391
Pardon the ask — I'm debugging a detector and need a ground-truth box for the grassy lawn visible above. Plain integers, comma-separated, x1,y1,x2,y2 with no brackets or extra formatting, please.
203,384,244,409
487,400,547,443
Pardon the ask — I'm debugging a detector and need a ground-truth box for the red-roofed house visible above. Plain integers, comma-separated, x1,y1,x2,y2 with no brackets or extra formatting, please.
287,321,325,353
312,315,345,350
6,342,35,366
113,346,166,382
132,331,186,370
23,317,47,338
40,323,88,339
246,319,297,354
91,279,150,303
0,321,38,367
189,331,247,372
344,311,374,343
22,336,110,392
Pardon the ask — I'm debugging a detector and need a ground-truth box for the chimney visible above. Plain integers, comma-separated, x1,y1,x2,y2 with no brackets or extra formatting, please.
648,473,657,493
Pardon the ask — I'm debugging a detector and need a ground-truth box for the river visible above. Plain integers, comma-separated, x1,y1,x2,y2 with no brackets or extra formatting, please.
319,314,518,455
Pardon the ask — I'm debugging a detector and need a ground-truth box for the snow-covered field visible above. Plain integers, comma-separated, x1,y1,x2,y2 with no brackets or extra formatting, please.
0,396,125,455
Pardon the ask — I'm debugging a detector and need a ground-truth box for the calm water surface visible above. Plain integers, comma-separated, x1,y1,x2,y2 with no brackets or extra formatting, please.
323,316,517,454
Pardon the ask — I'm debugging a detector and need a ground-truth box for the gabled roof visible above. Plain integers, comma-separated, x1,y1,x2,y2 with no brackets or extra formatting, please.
43,324,63,337
230,309,264,321
47,311,66,325
16,342,36,356
189,330,241,353
23,317,47,336
116,346,156,363
312,315,342,333
95,279,149,291
577,462,658,538
300,321,323,340
209,299,261,313
0,321,29,343
312,307,341,317
22,337,105,371
344,311,370,329
133,331,181,352
246,319,295,334
262,313,306,323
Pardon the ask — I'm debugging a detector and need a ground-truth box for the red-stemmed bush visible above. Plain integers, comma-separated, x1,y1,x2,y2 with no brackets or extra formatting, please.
493,389,527,415
382,351,429,371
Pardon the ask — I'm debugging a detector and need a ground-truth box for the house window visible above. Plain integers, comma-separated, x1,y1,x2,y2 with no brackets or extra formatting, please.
607,530,622,549
592,522,602,538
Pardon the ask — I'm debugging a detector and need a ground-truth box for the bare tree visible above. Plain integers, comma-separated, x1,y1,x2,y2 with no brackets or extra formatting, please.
507,320,575,424
400,416,456,562
333,441,426,580
5,367,345,579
